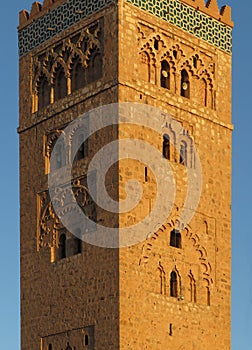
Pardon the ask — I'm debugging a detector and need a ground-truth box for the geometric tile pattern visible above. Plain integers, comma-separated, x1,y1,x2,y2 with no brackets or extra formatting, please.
18,0,232,57
126,0,232,53
18,0,113,57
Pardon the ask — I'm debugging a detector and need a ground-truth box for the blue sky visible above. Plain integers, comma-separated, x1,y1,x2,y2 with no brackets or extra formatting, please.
0,0,251,348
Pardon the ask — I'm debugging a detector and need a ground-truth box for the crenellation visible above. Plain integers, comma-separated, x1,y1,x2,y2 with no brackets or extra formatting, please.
18,0,233,36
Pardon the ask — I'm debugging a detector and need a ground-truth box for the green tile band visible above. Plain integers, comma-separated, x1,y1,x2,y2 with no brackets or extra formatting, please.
18,0,113,57
126,0,232,54
18,0,232,57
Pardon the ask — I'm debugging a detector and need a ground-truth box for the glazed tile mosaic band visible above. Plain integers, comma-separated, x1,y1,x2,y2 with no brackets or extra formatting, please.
18,0,232,57
126,0,232,53
18,0,113,57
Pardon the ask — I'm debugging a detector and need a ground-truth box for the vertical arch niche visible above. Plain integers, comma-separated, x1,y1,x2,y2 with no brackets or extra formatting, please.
170,271,178,297
86,50,102,84
54,65,67,101
66,229,82,256
198,78,208,107
37,73,50,111
139,51,150,82
72,129,88,162
181,69,190,98
188,271,196,303
53,139,66,170
163,134,170,160
179,141,187,166
160,60,170,89
71,56,86,92
58,231,66,260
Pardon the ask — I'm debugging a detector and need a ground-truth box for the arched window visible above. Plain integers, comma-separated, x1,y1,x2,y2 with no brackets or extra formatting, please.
87,51,102,84
170,271,178,297
37,74,50,110
59,233,66,259
140,51,150,82
54,141,66,170
202,78,207,107
76,133,88,160
84,334,89,346
71,56,86,92
48,344,52,350
170,229,181,248
181,69,190,98
160,60,170,89
163,134,170,160
189,272,196,303
207,287,211,306
54,65,67,101
65,344,72,350
72,236,82,255
179,141,187,166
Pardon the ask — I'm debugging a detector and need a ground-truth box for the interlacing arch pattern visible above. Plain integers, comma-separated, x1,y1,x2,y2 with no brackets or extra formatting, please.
37,178,96,251
33,21,103,112
139,218,213,305
138,32,215,108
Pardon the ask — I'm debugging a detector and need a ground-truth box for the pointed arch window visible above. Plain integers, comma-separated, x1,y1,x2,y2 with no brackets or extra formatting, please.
72,228,82,255
189,272,196,303
37,74,50,110
84,334,89,346
160,60,170,89
54,65,67,101
71,56,86,92
179,141,187,166
170,229,181,248
163,134,170,160
54,141,66,170
59,233,66,260
72,131,88,161
202,78,208,107
170,271,178,297
181,69,190,98
87,51,102,84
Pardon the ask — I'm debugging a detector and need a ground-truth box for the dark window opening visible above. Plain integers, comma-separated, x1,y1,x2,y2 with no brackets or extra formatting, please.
181,69,190,98
71,56,86,92
37,74,50,110
160,60,170,89
54,142,66,169
154,39,159,50
193,56,197,68
84,334,89,346
163,134,170,160
207,287,211,306
170,271,178,297
48,344,52,350
170,229,181,248
72,236,82,255
179,141,187,166
54,66,67,101
173,50,177,59
87,51,102,84
145,167,148,182
169,323,173,336
59,233,66,259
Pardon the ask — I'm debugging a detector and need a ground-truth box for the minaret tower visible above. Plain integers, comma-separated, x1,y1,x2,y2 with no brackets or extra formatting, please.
18,0,233,349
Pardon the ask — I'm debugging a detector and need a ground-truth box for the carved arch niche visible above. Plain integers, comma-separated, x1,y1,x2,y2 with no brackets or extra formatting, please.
139,222,213,306
37,178,97,262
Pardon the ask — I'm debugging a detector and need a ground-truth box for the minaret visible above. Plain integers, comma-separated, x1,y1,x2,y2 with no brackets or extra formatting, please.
18,0,233,349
